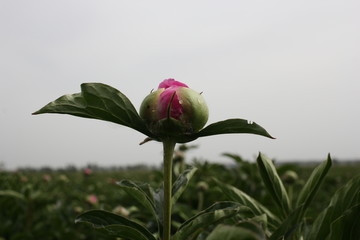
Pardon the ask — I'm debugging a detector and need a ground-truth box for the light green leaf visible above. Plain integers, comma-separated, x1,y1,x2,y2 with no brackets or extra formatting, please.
150,167,197,230
213,178,280,230
172,167,197,205
206,224,266,240
196,119,274,139
151,187,164,233
172,201,251,240
33,83,154,138
222,153,246,165
117,180,159,226
75,210,156,240
296,154,332,211
0,190,25,201
256,153,290,218
307,175,360,240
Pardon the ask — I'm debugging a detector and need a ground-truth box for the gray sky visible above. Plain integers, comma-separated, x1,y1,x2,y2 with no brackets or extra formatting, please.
1,0,359,170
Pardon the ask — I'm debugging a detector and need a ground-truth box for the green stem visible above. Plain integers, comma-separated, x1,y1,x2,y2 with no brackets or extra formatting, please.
163,140,176,240
197,191,204,211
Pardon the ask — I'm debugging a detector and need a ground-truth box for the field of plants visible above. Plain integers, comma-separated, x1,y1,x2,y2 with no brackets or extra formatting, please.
1,145,360,240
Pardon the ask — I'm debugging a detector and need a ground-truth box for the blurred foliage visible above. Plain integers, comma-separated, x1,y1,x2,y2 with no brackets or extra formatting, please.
0,146,359,240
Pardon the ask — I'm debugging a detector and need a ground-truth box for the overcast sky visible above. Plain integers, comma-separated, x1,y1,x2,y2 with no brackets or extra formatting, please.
1,0,359,170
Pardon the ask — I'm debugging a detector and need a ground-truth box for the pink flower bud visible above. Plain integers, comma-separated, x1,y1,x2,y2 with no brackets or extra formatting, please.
43,174,51,182
83,168,92,176
140,79,208,141
86,194,98,205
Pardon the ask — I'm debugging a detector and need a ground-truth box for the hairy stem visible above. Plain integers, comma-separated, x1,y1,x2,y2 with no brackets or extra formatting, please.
163,140,176,240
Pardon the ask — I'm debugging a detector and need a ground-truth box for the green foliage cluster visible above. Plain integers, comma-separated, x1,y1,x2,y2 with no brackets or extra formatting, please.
0,168,158,240
1,147,359,240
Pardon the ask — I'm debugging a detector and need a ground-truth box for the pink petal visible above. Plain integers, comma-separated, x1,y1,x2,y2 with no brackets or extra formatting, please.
158,79,188,89
159,86,183,120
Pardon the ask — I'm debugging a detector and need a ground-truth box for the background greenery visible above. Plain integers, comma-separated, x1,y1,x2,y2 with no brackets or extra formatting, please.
1,147,359,240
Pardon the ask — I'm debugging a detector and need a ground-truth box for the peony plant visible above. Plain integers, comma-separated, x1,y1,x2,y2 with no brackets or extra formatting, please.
33,79,274,240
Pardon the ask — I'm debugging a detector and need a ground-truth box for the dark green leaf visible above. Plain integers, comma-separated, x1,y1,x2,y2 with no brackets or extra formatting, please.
75,209,156,240
270,156,332,240
172,202,251,240
239,215,271,237
33,83,154,138
327,204,360,240
213,178,280,230
195,119,274,139
296,154,332,211
100,225,151,240
256,153,290,218
269,205,304,240
172,167,197,204
307,175,360,240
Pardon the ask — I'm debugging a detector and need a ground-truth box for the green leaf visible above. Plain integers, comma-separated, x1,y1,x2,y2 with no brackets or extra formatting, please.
172,167,197,205
256,153,290,218
33,83,154,138
0,190,25,201
327,204,360,240
150,167,197,231
222,153,245,165
213,178,280,230
296,154,332,211
117,180,159,226
99,225,151,240
269,156,333,240
270,156,332,240
195,119,275,139
151,187,164,232
206,224,266,240
269,205,304,240
172,201,251,240
75,210,156,240
307,175,360,240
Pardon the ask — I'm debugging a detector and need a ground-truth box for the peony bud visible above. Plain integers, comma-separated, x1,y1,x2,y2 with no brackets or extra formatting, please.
281,170,299,185
140,79,208,141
